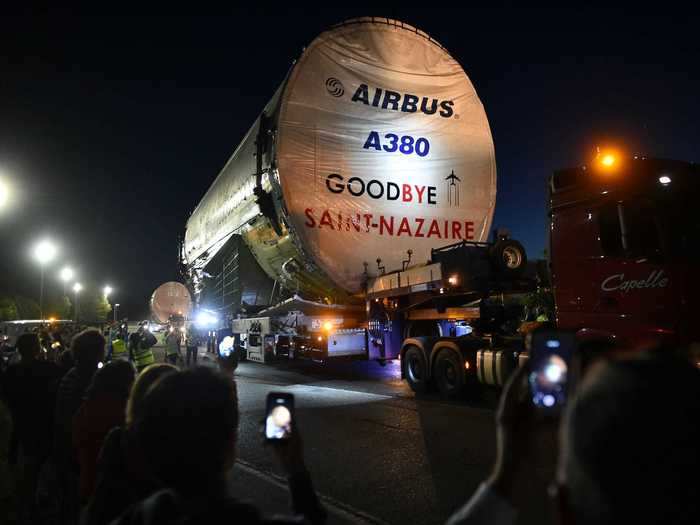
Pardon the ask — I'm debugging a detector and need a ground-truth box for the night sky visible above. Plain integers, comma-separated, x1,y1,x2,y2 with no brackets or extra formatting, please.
1,9,698,318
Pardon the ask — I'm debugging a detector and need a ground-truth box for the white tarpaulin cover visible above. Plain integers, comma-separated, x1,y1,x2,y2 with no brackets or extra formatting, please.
150,281,192,323
184,18,495,296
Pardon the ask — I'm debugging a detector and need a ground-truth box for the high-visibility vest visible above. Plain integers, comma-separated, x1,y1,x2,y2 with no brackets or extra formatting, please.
111,338,128,360
133,344,155,370
165,335,180,356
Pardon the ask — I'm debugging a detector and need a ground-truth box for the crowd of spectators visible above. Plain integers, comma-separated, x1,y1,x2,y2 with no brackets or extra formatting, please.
0,322,698,525
0,327,326,525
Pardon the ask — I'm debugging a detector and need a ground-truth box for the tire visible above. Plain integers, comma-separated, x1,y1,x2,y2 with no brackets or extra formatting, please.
403,346,430,394
490,239,527,278
434,349,465,399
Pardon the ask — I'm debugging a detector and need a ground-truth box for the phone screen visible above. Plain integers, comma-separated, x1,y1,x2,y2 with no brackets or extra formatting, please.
528,331,575,410
219,336,234,358
265,392,294,440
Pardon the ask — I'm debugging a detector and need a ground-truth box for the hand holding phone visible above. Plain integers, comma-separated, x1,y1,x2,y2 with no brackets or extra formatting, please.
265,392,295,441
264,392,307,475
528,330,575,412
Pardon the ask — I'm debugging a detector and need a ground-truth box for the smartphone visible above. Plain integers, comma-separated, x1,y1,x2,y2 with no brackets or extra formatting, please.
265,392,295,441
528,330,575,412
218,336,234,358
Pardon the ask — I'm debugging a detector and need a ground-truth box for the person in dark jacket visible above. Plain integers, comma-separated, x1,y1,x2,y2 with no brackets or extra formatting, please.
3,333,61,524
112,367,326,525
82,363,178,525
447,355,700,525
184,329,198,367
53,328,106,524
73,360,135,504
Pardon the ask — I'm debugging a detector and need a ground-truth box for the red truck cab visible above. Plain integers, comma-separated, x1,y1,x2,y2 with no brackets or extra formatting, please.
549,155,699,354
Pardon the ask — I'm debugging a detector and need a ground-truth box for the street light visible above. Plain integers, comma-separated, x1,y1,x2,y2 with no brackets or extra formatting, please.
0,179,8,209
104,286,114,323
114,303,120,322
33,239,58,320
60,266,74,295
73,282,82,322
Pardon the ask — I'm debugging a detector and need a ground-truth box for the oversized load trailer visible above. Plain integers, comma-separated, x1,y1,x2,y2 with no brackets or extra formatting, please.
183,17,699,399
231,295,365,363
183,17,497,302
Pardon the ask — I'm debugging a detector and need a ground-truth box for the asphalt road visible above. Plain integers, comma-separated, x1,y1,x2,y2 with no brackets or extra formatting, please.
153,345,556,525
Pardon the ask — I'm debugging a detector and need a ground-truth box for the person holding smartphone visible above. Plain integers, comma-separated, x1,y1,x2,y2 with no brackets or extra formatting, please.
112,367,326,525
447,338,700,525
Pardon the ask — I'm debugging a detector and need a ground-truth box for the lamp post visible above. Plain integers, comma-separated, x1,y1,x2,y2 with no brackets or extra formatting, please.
114,303,120,322
60,266,74,296
73,282,82,323
104,286,113,324
33,240,57,321
0,179,8,210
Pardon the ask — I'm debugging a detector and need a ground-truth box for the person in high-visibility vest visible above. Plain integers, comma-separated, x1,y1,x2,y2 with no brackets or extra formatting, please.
129,321,157,372
110,337,128,361
164,327,181,365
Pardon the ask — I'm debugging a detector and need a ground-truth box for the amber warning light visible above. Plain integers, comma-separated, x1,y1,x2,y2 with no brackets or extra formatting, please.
600,154,616,167
594,148,622,172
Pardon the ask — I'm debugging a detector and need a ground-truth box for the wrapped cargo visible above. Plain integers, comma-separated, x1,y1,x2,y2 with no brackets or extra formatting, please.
150,281,192,324
183,17,496,299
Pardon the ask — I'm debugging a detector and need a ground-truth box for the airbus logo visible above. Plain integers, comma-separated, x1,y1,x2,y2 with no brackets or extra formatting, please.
325,77,344,97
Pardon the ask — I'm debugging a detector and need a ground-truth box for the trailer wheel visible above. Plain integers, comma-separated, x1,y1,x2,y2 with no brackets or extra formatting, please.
434,349,464,398
490,239,527,278
403,346,430,394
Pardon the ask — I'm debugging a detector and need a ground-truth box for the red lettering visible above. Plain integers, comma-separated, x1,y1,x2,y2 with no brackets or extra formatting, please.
415,217,425,237
350,213,362,232
415,185,425,203
464,221,474,240
319,210,334,230
443,220,448,238
379,215,394,235
452,221,462,239
304,208,316,227
363,214,373,232
427,219,441,238
402,184,412,202
397,217,412,236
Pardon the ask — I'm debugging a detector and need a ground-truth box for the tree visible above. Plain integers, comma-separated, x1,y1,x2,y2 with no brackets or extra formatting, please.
79,291,112,322
0,297,18,321
96,295,111,322
13,296,40,320
47,295,72,320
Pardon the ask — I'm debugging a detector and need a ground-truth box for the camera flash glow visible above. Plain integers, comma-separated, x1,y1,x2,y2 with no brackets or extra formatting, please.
545,363,563,382
542,394,556,407
546,339,560,348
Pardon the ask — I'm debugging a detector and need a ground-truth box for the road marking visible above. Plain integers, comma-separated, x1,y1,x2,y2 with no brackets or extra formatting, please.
235,459,392,525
